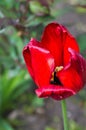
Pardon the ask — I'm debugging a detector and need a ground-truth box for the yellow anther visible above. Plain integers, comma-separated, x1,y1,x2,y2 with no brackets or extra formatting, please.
55,66,63,72
50,66,63,84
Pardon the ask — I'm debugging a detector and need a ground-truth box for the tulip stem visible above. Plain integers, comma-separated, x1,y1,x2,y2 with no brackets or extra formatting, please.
61,100,69,130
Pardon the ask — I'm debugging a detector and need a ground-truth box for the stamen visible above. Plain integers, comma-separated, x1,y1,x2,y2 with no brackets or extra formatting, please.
55,66,63,72
50,66,63,85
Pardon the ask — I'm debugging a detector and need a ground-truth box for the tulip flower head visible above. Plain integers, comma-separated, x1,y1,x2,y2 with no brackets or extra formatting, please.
23,22,86,100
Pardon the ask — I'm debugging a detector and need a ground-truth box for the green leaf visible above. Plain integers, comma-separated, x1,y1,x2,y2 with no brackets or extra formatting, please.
0,119,14,130
29,1,49,16
24,15,43,27
0,70,32,115
0,0,14,9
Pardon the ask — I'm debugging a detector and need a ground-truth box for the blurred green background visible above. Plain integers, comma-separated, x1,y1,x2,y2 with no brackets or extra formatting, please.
0,0,86,130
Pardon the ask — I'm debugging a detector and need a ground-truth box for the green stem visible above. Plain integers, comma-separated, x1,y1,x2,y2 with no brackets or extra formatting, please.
61,100,69,130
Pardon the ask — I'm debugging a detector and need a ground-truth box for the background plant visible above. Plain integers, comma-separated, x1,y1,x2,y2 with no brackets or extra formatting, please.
0,0,86,130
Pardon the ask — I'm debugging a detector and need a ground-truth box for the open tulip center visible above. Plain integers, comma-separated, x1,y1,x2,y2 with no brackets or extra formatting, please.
50,66,63,85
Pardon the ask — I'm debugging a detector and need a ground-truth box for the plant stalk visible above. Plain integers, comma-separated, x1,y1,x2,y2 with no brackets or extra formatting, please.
61,100,69,130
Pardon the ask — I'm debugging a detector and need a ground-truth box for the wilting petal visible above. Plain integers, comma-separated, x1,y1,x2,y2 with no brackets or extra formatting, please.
28,43,55,87
41,22,64,66
63,27,79,66
36,85,75,100
57,48,86,93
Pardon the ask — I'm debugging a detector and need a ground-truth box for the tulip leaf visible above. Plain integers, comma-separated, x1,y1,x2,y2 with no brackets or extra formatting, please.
0,70,33,115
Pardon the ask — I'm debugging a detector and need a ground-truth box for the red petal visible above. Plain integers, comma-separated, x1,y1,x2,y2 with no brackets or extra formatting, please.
23,38,40,80
23,46,33,80
57,48,86,93
23,38,55,87
68,48,86,84
28,40,55,87
41,22,64,66
36,85,75,100
63,26,79,66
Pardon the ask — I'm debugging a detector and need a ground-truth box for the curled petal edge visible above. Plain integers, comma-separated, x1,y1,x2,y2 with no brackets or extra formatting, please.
68,48,86,84
35,85,75,100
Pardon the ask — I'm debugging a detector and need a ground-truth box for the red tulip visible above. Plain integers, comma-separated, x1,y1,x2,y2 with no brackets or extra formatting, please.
23,22,86,100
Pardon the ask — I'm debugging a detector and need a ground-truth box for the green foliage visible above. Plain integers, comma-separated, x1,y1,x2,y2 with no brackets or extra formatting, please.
0,0,19,18
0,26,24,69
0,0,15,9
0,0,86,129
69,120,85,130
29,1,49,16
45,126,56,130
0,118,14,130
0,70,32,116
